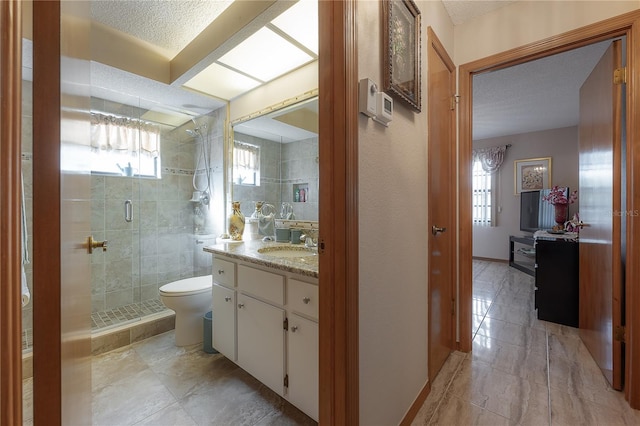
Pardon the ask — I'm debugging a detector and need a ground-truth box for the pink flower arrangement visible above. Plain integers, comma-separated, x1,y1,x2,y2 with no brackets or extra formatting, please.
542,186,578,205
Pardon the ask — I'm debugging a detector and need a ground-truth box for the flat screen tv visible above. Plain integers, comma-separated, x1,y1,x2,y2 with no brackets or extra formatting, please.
520,188,569,232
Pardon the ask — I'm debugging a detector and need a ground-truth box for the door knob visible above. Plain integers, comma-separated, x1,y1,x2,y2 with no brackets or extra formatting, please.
576,221,589,228
238,303,245,309
87,236,108,254
224,296,232,302
432,226,446,236
291,326,298,333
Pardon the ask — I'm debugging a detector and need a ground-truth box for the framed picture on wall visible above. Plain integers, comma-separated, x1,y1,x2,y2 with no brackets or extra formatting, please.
382,0,422,112
514,157,552,195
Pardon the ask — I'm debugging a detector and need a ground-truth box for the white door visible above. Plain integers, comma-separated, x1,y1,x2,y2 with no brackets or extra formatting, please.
212,284,236,360
237,293,285,396
288,313,319,421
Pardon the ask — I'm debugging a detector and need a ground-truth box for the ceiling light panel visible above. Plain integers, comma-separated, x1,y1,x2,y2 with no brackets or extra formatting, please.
183,62,261,101
218,27,313,82
270,0,318,54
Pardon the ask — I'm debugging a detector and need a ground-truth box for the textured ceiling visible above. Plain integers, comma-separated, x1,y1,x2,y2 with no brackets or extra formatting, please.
473,40,612,140
91,0,234,59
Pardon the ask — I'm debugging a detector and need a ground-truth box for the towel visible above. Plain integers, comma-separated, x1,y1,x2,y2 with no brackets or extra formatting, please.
21,172,30,307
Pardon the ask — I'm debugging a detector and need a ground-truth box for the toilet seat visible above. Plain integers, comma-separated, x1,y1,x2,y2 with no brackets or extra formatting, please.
159,276,212,297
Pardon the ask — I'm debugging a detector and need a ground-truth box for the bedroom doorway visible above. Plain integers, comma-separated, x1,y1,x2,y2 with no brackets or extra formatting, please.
458,12,640,409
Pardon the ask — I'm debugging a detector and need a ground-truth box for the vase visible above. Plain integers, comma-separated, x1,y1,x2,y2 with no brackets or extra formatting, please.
228,201,245,241
554,203,568,227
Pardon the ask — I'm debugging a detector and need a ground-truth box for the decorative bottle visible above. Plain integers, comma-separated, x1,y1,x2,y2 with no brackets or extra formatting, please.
228,201,245,241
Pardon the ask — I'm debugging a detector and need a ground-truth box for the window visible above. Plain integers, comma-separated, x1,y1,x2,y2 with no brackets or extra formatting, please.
233,141,260,186
89,113,161,178
473,159,493,226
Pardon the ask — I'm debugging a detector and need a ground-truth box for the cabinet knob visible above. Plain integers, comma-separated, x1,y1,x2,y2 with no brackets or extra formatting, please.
238,303,245,309
224,296,232,302
218,269,225,274
291,326,298,333
302,297,311,304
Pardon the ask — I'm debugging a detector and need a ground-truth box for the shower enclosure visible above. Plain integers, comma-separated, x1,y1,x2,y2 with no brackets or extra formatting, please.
20,67,226,353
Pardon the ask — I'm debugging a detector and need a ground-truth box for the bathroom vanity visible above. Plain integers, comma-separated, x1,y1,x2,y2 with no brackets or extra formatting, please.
204,240,319,421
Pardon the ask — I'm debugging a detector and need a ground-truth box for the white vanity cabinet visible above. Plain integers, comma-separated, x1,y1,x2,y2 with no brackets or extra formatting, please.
209,253,319,421
236,265,286,397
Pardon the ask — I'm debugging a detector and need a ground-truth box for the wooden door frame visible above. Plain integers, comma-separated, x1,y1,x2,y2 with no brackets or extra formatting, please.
318,0,359,423
458,10,640,409
0,1,24,424
0,1,362,423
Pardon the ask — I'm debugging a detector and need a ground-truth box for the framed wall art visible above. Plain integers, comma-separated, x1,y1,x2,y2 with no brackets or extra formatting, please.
382,0,421,112
514,157,552,195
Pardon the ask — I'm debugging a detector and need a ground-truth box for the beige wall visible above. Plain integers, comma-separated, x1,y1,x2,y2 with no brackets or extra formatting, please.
473,127,579,260
357,1,454,424
454,0,640,66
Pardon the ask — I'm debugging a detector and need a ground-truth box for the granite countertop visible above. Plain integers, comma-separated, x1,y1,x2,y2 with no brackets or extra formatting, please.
203,239,319,278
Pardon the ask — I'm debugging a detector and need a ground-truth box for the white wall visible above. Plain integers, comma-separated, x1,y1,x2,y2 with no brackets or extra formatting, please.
472,127,579,260
358,1,454,424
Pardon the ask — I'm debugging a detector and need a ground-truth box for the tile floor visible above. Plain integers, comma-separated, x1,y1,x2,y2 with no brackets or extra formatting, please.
22,259,640,425
412,259,640,425
22,330,316,425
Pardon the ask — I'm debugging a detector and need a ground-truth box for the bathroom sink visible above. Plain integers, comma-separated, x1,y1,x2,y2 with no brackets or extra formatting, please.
257,246,318,259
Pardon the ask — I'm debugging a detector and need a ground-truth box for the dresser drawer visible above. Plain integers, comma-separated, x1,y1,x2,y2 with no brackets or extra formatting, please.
213,257,236,288
238,265,284,306
288,279,318,320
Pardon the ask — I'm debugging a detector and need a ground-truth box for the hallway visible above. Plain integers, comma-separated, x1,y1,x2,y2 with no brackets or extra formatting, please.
413,259,640,425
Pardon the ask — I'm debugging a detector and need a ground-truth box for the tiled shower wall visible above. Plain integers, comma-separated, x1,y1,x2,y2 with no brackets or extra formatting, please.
232,133,319,222
90,100,226,313
20,81,226,339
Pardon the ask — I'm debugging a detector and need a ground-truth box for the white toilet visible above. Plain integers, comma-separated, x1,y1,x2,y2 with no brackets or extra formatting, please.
159,275,213,347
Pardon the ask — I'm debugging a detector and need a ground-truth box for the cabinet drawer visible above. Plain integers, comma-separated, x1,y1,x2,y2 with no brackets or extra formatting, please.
238,265,284,305
213,257,235,288
288,279,318,320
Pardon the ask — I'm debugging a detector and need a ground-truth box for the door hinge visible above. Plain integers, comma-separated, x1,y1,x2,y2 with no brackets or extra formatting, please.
614,325,626,342
318,238,325,254
450,95,460,110
283,317,288,331
614,67,627,85
284,374,289,388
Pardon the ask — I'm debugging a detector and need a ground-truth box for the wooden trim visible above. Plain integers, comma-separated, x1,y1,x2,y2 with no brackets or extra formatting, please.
625,14,640,410
458,9,640,409
399,381,431,426
32,1,63,423
472,257,508,264
318,0,359,423
0,1,23,424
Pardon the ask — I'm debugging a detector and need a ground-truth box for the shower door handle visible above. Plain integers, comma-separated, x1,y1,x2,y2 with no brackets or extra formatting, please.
124,200,133,222
86,236,108,254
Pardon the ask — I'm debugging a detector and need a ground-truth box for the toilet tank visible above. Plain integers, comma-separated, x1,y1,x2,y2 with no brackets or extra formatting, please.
194,234,217,275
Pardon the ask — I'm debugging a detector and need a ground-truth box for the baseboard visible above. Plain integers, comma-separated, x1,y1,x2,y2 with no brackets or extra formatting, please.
399,380,431,426
472,256,508,263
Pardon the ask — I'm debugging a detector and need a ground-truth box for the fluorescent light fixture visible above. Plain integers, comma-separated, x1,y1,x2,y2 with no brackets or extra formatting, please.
218,27,313,82
271,0,318,54
183,62,261,100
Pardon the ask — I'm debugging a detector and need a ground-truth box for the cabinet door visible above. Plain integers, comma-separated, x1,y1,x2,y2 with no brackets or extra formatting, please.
212,284,236,361
237,294,285,396
288,314,318,421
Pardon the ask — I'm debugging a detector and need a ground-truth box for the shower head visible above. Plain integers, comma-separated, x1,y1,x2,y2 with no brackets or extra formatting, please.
186,128,200,137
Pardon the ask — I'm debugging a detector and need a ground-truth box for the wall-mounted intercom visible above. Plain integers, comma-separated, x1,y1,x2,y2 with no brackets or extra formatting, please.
358,78,393,126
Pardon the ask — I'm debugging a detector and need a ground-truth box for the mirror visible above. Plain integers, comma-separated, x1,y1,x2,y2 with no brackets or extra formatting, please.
231,96,319,223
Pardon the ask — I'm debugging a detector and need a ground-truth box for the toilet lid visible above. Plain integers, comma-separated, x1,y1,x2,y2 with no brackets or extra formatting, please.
159,275,212,296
